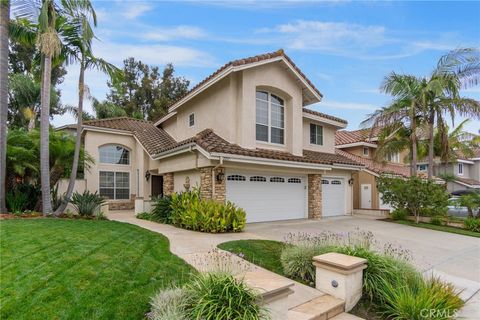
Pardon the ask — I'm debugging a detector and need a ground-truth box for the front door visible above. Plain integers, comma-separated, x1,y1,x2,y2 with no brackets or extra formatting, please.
361,184,372,209
151,175,163,198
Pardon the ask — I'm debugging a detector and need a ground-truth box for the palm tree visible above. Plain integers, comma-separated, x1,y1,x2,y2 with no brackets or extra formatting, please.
37,0,61,215
54,0,120,215
0,0,10,213
434,119,480,163
424,49,480,179
363,74,425,176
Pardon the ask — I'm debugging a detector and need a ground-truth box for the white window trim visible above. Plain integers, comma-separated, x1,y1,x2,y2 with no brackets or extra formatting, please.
418,164,428,172
387,152,400,163
363,147,369,156
99,145,131,166
188,113,195,128
99,170,130,200
255,91,285,145
310,123,323,146
458,163,464,175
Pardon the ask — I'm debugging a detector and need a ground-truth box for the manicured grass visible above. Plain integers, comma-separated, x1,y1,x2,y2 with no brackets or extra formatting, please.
218,240,286,276
0,219,194,320
387,219,480,238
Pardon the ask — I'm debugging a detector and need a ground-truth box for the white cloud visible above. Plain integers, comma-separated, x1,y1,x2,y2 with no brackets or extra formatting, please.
142,26,207,41
122,3,152,20
93,42,216,67
318,100,378,111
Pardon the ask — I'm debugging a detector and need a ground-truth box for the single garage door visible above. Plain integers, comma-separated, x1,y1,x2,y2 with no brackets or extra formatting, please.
322,177,346,217
226,172,306,223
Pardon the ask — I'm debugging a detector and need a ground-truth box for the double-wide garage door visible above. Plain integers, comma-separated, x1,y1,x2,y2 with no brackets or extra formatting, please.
226,172,306,223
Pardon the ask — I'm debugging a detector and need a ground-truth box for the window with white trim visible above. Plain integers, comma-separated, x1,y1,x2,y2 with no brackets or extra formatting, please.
250,176,267,182
387,152,400,163
99,171,130,199
256,91,284,144
310,124,323,145
227,175,246,181
458,163,463,175
331,180,342,185
288,178,301,184
363,147,369,156
99,145,130,165
270,177,285,183
188,113,195,127
418,164,428,172
321,179,329,184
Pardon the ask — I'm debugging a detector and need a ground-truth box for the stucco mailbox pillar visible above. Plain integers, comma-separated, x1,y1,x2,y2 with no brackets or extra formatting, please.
312,252,367,312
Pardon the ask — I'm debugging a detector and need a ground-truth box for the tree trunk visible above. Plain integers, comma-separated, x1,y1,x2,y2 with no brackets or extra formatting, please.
54,61,85,215
27,108,36,131
40,55,53,216
0,0,9,213
410,103,418,177
427,110,435,179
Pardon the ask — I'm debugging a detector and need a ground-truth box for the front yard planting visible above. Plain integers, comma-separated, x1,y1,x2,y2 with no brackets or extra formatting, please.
219,230,464,320
0,219,193,320
385,219,480,237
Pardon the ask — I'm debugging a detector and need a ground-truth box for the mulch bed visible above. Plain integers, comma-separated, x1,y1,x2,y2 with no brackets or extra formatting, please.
0,213,43,220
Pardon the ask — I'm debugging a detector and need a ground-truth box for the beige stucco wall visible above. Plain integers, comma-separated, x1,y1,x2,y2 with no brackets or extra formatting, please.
152,151,213,175
352,171,379,210
174,170,201,193
302,118,336,154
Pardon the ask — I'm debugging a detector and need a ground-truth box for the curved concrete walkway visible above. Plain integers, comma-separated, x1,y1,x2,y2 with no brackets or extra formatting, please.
108,211,480,318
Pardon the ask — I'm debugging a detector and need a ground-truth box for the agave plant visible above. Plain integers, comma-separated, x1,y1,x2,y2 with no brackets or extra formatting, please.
70,190,106,217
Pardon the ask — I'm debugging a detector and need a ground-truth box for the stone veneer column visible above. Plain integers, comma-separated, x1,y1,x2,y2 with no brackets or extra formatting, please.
163,173,174,196
200,167,213,199
308,174,322,219
200,167,226,202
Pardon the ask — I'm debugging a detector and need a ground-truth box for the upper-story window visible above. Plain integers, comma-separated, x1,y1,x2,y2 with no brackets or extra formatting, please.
310,124,323,145
458,163,464,175
363,147,369,156
99,145,130,165
188,113,195,127
387,152,400,163
256,91,284,144
418,164,428,172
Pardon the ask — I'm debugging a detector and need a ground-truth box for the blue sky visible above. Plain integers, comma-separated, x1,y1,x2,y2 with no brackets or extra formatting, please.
56,0,480,133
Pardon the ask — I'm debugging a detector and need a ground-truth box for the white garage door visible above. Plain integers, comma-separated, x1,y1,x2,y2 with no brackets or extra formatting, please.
226,172,306,223
322,177,346,217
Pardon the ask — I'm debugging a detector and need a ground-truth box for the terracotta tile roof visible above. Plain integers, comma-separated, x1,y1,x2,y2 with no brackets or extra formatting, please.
303,108,347,124
83,117,176,155
169,129,361,167
455,177,480,187
335,127,381,146
336,149,410,177
155,49,323,123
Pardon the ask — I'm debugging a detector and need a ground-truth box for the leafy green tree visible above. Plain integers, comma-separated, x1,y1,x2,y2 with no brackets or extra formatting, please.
456,192,480,218
106,59,189,120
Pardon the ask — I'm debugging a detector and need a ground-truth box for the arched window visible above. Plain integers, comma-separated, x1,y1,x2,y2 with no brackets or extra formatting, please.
250,176,267,182
99,145,130,165
288,178,302,184
270,177,285,183
256,90,285,144
321,180,329,184
227,175,246,181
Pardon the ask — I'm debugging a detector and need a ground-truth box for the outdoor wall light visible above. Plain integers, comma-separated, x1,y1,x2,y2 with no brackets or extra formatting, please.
145,171,151,181
216,172,225,182
348,178,354,186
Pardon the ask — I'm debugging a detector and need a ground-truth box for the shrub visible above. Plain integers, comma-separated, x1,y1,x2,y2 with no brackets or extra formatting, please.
455,192,480,218
464,217,480,232
185,272,266,320
390,208,408,220
377,176,449,223
14,183,40,211
70,191,106,217
6,190,28,214
137,212,154,221
152,196,173,223
430,216,443,226
378,275,464,320
149,287,190,320
170,190,246,233
281,244,324,285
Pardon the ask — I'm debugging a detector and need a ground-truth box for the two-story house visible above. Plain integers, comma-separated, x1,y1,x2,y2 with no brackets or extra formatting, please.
334,128,410,211
433,149,480,193
74,50,364,223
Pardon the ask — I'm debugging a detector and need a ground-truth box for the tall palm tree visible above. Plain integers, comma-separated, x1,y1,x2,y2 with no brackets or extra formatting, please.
424,49,480,178
362,74,425,176
54,0,120,215
37,0,61,215
434,119,480,163
0,0,9,213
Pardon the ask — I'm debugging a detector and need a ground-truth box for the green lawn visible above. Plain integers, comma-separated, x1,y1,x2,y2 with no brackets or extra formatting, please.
218,240,286,276
388,219,480,238
0,219,193,320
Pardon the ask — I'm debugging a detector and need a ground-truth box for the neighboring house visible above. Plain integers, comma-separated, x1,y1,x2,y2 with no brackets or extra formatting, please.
335,128,410,211
70,50,364,223
433,148,480,192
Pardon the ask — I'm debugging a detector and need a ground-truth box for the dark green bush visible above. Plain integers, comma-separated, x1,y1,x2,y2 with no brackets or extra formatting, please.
377,176,449,223
390,208,408,220
464,217,480,232
170,190,246,233
14,183,40,211
151,195,173,223
430,216,443,226
137,212,154,221
70,191,106,217
6,190,29,214
185,272,266,320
